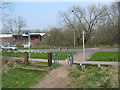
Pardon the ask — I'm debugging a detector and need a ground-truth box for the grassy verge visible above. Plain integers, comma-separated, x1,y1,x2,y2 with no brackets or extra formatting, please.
67,65,119,88
17,45,119,49
2,59,62,88
2,60,49,88
17,45,60,49
18,61,49,69
89,52,119,62
1,51,77,60
2,68,47,88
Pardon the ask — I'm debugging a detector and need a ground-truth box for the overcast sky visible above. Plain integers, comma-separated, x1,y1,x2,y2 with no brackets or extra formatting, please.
13,2,111,30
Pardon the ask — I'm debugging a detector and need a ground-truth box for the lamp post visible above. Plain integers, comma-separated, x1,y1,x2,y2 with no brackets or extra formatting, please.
82,30,85,61
72,9,76,47
91,36,95,46
28,32,31,61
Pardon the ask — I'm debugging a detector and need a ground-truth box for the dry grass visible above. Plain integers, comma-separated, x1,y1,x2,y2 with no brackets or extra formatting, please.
67,65,119,88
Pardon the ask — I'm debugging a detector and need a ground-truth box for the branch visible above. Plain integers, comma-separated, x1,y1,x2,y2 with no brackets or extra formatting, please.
75,14,86,30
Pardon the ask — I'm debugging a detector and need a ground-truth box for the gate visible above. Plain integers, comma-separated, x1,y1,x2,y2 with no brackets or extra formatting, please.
53,48,74,67
66,53,73,66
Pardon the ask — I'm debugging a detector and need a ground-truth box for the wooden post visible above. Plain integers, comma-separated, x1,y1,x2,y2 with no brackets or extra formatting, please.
24,52,29,65
48,52,52,67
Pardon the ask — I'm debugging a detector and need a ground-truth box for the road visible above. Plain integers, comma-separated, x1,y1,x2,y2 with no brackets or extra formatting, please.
19,48,118,52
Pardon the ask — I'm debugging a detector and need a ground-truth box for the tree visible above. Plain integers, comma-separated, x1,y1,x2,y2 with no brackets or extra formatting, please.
47,27,63,46
59,4,108,45
1,1,13,34
3,18,14,34
93,2,119,46
62,27,74,46
0,1,13,19
14,16,27,41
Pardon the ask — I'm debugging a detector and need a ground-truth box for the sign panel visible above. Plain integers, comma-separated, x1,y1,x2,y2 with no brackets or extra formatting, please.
91,36,95,38
25,32,29,35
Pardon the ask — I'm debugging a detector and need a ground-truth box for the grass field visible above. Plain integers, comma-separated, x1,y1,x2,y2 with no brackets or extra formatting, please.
89,52,119,62
1,51,77,60
67,65,119,88
2,68,47,88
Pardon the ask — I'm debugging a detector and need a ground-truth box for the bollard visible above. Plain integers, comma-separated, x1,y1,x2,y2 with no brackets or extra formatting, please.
24,52,29,65
53,53,57,67
71,54,74,64
48,52,52,67
53,53,59,67
67,53,73,66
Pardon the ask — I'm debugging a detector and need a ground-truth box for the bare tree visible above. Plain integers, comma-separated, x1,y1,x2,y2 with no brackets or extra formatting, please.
1,1,13,34
0,1,12,18
94,2,119,45
3,18,14,34
59,4,108,45
14,16,26,41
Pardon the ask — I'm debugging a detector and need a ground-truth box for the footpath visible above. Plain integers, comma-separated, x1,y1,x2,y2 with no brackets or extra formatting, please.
31,62,71,88
31,51,119,88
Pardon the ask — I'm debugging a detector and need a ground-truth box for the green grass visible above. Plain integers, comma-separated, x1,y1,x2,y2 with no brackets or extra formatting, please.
2,60,61,88
96,45,119,48
1,51,77,60
17,45,97,49
20,61,51,69
2,68,47,88
17,45,119,49
67,65,119,88
30,61,48,65
89,52,119,62
17,45,60,49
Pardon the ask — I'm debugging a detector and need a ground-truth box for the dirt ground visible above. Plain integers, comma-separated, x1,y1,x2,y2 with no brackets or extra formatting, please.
31,52,119,88
31,52,93,88
31,63,72,88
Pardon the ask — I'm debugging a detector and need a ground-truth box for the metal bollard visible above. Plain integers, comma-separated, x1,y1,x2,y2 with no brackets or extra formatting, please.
53,53,60,67
67,53,73,66
53,53,57,67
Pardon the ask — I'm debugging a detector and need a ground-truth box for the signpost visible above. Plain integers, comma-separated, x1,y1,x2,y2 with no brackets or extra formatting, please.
82,30,85,61
25,32,30,61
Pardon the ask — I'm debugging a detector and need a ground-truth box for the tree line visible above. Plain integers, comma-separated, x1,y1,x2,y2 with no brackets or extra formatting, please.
2,2,119,46
42,2,119,46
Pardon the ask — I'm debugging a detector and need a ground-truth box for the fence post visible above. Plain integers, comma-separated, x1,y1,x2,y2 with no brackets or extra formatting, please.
48,52,52,67
24,52,29,65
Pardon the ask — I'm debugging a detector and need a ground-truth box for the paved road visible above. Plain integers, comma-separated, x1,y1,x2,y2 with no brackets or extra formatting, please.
12,57,120,66
74,61,119,66
19,48,118,52
5,48,119,66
